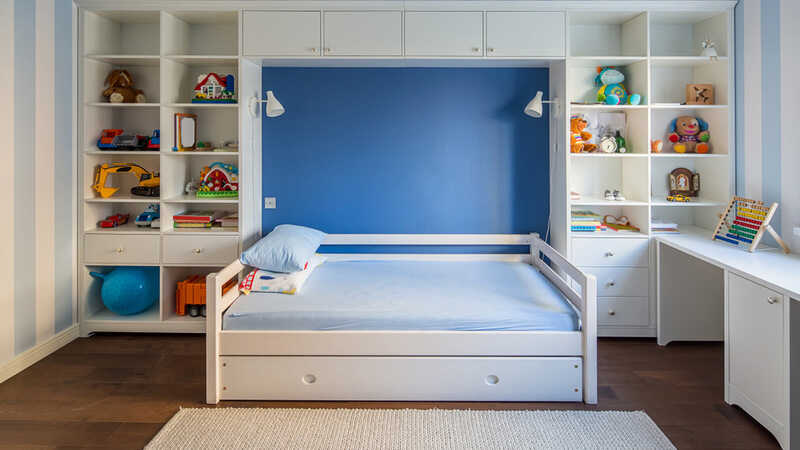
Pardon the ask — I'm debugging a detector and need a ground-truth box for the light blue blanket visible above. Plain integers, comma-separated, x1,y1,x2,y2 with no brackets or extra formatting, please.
223,260,579,331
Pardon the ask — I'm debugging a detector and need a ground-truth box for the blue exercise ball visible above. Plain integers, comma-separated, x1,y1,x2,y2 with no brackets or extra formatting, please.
90,267,158,315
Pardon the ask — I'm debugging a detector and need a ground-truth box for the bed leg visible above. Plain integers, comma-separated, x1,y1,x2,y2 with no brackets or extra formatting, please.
583,274,598,405
206,272,221,404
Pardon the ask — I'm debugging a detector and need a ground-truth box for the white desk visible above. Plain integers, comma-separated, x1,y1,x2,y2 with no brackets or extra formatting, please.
655,226,799,450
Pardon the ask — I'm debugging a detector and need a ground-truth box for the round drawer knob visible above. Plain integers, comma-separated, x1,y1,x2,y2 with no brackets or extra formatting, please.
324,47,331,52
604,251,614,257
302,374,317,384
487,47,495,52
472,47,480,52
767,296,779,304
115,248,124,254
485,374,499,385
193,248,203,254
608,310,616,316
606,280,616,287
310,47,317,53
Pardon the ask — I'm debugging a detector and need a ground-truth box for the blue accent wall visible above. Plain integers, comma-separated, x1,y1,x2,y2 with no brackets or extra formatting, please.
261,67,550,244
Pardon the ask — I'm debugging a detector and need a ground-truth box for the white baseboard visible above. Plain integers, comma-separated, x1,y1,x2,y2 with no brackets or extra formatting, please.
0,324,79,384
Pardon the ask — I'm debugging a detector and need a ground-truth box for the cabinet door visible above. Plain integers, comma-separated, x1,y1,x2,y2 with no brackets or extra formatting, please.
243,11,321,56
324,11,402,56
486,12,564,57
405,11,483,57
729,273,786,426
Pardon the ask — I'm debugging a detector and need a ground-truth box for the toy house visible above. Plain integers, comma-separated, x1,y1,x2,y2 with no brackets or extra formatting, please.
192,73,236,103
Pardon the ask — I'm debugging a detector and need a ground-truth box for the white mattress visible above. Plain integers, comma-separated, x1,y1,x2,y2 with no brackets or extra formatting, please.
223,260,580,332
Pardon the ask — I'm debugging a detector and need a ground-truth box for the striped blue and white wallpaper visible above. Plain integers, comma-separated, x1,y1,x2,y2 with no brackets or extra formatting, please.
736,0,800,250
0,0,76,368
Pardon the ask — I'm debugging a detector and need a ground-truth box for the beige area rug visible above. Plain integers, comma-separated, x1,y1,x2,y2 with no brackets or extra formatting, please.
146,408,675,449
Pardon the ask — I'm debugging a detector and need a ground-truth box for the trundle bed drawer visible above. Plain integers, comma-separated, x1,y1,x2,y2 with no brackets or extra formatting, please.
579,267,649,297
220,356,583,401
163,235,239,265
572,238,648,267
597,297,649,326
84,234,160,264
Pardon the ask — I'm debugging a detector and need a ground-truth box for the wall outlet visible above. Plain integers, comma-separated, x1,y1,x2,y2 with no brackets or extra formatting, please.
794,226,800,237
264,197,276,209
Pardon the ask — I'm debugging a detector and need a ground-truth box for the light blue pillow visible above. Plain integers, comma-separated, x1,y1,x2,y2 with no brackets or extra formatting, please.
240,224,326,273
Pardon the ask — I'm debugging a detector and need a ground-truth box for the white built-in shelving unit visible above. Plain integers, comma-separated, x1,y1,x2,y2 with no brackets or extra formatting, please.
558,8,734,337
78,9,261,334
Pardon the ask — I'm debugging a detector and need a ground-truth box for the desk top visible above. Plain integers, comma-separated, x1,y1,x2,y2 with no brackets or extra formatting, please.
655,226,800,299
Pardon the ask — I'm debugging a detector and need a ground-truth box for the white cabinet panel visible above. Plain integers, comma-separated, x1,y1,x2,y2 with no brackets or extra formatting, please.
405,11,483,57
163,235,239,265
598,297,649,326
243,11,321,56
572,238,649,267
728,273,786,429
486,12,564,57
84,234,160,265
324,11,402,56
580,267,648,297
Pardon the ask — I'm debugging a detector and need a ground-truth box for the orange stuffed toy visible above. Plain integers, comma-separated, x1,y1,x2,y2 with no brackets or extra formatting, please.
570,115,597,153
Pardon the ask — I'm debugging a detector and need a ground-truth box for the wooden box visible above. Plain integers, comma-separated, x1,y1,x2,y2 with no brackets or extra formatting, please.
686,84,714,105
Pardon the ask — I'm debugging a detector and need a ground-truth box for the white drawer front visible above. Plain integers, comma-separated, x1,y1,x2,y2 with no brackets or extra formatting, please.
243,11,321,56
84,234,159,265
324,11,402,56
580,267,649,297
221,356,582,401
486,12,565,57
572,238,648,267
598,297,649,326
163,235,239,265
405,11,483,57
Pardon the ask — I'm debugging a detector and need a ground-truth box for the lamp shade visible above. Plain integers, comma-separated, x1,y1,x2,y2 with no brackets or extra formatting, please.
524,91,544,118
265,90,285,117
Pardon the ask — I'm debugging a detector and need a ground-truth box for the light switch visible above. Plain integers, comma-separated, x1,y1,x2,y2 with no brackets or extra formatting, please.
264,197,276,209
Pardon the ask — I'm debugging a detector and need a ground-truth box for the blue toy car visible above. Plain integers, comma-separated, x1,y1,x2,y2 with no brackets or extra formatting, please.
147,129,160,150
135,204,160,227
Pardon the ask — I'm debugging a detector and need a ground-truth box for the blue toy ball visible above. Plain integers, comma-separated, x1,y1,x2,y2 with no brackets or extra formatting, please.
90,267,158,315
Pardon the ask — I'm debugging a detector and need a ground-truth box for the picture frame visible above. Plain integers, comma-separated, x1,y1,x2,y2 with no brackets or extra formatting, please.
174,113,198,151
668,168,700,197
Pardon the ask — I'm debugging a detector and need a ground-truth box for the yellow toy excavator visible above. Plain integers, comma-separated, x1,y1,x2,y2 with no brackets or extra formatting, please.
92,163,160,198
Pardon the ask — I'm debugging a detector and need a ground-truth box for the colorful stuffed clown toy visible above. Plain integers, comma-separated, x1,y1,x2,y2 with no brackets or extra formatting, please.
595,67,642,106
668,115,711,153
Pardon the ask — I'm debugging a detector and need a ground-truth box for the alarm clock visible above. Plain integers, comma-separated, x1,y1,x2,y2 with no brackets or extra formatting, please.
600,135,618,153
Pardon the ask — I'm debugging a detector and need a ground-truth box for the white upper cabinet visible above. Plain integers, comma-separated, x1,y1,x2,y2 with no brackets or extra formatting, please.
324,11,402,56
405,11,484,57
486,12,565,57
243,11,321,56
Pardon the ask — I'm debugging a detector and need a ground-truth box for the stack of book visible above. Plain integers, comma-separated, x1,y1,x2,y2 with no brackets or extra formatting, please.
651,219,680,234
173,211,220,230
216,213,238,231
571,210,606,232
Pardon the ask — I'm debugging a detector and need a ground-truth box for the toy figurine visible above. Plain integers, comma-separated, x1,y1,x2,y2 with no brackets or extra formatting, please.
667,116,711,153
102,69,146,103
595,67,641,106
192,73,236,104
197,162,239,198
570,115,597,153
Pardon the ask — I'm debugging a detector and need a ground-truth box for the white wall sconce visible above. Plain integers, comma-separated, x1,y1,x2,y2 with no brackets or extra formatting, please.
524,91,559,118
249,90,285,118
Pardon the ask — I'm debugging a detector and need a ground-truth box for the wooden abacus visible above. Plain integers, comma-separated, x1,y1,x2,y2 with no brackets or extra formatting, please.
712,196,790,253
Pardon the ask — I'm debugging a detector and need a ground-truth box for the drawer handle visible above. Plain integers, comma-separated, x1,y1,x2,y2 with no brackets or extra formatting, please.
606,280,616,287
193,248,203,254
302,374,316,384
604,251,615,257
324,47,331,52
485,374,499,385
115,247,124,254
487,47,495,52
608,310,616,316
310,47,317,53
767,296,779,304
472,47,481,52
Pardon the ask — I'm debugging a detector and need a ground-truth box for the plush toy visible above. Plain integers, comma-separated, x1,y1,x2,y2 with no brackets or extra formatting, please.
667,115,710,153
102,69,146,103
570,115,597,153
594,67,642,106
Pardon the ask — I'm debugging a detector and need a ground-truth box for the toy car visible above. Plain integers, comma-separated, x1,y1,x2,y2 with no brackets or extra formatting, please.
112,134,147,150
98,213,130,228
667,194,692,203
135,204,160,227
146,129,160,150
97,129,123,150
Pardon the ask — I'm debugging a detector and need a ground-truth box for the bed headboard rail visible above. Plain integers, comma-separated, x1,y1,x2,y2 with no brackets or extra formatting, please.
321,234,535,246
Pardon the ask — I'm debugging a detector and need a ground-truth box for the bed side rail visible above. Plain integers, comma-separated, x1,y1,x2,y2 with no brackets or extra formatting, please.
529,233,597,404
206,258,245,404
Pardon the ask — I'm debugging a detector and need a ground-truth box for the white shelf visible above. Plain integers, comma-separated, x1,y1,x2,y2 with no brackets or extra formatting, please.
651,153,729,158
163,194,239,204
85,54,160,65
86,102,160,108
572,229,648,239
165,55,238,64
571,196,649,207
651,197,727,207
84,195,160,203
569,104,648,110
165,103,239,109
567,56,647,68
570,153,648,158
651,104,728,110
85,222,160,234
162,151,239,156
86,303,161,323
84,150,161,156
162,228,239,236
650,56,729,67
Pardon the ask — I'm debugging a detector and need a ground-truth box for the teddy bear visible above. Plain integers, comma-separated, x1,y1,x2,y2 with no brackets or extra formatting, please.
102,69,146,103
594,66,642,106
667,116,710,153
570,115,597,153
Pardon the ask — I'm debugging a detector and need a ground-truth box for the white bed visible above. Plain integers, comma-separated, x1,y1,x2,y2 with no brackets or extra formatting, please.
206,234,597,404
